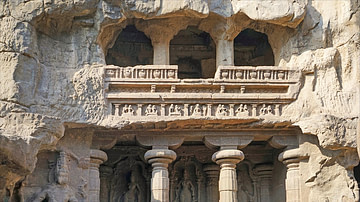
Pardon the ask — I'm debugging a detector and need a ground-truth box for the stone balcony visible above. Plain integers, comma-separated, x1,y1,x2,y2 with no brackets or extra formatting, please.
103,65,301,120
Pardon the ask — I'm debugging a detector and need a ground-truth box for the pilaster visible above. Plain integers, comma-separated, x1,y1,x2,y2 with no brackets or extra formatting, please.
89,149,108,202
204,164,220,202
99,166,113,202
254,164,273,202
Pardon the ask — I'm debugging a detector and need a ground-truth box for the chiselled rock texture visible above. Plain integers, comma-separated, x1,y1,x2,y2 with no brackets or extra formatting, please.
0,0,359,201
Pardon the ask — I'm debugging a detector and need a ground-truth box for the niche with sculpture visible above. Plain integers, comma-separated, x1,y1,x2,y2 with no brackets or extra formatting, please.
169,156,205,202
109,157,150,202
237,161,256,202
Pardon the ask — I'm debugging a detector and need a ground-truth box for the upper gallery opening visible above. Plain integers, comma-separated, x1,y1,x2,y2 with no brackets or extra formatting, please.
106,25,153,67
170,26,216,79
234,29,274,66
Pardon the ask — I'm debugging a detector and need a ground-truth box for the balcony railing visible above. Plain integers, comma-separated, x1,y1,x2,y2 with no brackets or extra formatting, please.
103,65,301,119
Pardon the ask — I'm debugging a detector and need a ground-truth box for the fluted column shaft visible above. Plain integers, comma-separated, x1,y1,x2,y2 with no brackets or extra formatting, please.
278,148,302,202
145,148,177,202
212,149,244,202
89,149,108,202
204,164,220,202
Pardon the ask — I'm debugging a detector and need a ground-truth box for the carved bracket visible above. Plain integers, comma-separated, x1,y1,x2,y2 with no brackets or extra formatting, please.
204,136,254,149
136,135,184,149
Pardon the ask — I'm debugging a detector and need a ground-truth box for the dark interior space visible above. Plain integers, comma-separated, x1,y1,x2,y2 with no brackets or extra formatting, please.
106,25,153,67
234,29,274,66
170,26,216,79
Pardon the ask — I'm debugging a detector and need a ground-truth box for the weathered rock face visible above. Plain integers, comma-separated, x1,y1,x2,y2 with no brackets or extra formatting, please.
0,0,359,201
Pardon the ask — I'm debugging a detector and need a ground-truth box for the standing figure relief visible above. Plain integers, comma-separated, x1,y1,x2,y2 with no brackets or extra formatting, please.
174,169,197,202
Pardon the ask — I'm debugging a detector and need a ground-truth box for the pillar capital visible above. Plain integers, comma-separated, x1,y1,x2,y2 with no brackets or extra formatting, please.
278,148,308,167
144,149,177,167
212,149,244,168
90,149,108,164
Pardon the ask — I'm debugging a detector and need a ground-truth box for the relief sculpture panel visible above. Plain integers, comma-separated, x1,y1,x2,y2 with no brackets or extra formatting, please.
109,157,150,202
169,156,206,202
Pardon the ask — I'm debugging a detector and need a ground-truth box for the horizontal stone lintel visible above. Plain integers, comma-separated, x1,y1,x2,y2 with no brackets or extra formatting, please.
92,131,300,146
106,93,296,101
105,79,300,84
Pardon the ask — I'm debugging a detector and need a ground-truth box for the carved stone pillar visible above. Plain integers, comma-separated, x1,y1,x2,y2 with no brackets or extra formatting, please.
153,41,170,65
216,39,234,67
212,148,245,202
145,148,177,202
89,149,108,202
278,148,303,202
99,166,113,202
205,136,253,202
254,164,273,202
197,174,206,202
204,164,220,202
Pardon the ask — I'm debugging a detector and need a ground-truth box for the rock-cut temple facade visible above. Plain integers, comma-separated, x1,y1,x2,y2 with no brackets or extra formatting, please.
0,0,359,202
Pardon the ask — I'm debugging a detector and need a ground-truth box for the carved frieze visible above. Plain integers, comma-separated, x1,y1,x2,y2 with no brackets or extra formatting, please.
103,64,301,120
111,103,282,117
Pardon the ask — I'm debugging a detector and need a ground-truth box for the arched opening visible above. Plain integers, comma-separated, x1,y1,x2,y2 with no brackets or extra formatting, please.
234,29,274,66
170,26,216,79
105,25,153,67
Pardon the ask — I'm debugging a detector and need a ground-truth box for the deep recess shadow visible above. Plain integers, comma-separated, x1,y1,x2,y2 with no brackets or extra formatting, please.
234,29,274,66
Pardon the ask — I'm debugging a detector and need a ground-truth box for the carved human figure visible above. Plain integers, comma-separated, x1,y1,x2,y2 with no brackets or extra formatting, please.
121,168,145,202
122,104,134,116
145,104,158,116
259,104,268,115
215,104,228,116
235,104,249,116
237,165,255,202
191,104,202,116
260,104,273,115
169,104,182,116
174,169,197,202
32,152,78,202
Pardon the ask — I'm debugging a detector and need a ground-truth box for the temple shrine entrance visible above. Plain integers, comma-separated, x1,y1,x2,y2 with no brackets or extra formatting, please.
97,125,300,202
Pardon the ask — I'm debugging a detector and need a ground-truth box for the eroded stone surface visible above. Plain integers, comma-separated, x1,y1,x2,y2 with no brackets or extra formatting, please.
0,0,359,201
